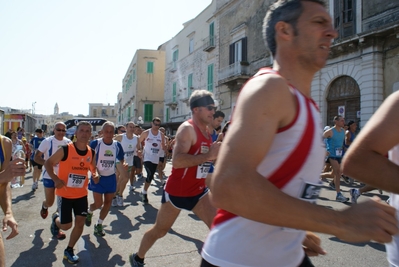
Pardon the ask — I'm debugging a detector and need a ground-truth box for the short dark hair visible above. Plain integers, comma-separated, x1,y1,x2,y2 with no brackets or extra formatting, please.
347,120,355,127
333,115,343,122
35,128,43,133
263,0,326,56
213,111,225,119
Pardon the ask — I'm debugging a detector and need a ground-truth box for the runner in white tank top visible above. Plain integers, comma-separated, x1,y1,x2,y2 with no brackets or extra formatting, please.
113,121,138,204
202,2,397,267
137,117,165,204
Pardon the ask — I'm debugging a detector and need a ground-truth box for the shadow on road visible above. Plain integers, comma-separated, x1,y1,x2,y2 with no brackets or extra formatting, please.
329,237,386,252
168,228,203,254
12,190,36,205
10,229,58,267
81,234,125,267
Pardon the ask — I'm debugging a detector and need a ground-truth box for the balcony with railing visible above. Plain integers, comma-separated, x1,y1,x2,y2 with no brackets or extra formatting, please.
202,35,216,52
218,61,251,90
169,61,177,73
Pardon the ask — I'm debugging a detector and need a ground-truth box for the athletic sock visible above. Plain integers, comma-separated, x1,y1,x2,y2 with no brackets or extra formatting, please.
141,189,147,194
98,219,103,225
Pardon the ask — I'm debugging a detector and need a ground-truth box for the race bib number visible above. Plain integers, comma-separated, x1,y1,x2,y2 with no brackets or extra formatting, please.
67,173,86,188
335,147,343,157
196,162,212,179
299,181,322,203
200,146,209,154
125,151,134,160
150,148,159,155
99,160,115,170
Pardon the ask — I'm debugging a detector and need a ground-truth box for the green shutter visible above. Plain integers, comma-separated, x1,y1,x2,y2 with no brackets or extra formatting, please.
207,64,214,92
209,22,215,46
144,104,153,122
172,83,177,102
133,69,136,81
166,108,169,122
128,106,131,119
188,73,193,97
147,62,154,73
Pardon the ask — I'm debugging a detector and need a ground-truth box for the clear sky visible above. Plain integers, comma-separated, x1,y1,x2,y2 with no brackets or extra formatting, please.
0,0,212,116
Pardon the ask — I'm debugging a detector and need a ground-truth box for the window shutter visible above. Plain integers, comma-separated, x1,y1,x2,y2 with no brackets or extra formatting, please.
229,43,235,65
241,37,247,62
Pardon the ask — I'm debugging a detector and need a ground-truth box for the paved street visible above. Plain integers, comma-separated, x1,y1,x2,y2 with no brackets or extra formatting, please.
4,162,391,267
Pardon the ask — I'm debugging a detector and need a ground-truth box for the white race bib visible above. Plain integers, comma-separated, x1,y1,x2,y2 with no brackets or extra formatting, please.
196,162,212,179
99,160,115,171
335,147,343,157
67,173,86,188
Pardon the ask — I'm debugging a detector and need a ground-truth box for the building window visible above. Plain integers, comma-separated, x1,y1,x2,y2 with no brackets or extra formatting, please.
229,37,247,65
127,106,131,120
144,104,153,122
166,108,169,122
209,22,215,46
207,64,214,92
172,82,177,102
132,69,136,82
334,0,355,39
93,109,97,117
189,37,194,54
112,109,115,116
147,62,154,73
188,73,193,97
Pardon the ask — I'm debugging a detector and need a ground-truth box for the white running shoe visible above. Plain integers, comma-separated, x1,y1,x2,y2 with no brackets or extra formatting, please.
336,192,349,203
117,195,123,207
111,197,117,207
349,188,360,204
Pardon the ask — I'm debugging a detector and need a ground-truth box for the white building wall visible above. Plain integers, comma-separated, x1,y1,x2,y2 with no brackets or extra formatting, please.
313,45,384,128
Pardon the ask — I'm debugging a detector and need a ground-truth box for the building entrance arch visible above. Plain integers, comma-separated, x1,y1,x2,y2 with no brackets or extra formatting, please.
326,75,360,126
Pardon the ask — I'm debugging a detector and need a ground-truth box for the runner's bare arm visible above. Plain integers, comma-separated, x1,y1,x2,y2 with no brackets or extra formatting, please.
342,91,399,194
44,147,65,183
172,122,219,169
34,150,45,166
209,74,398,243
0,138,24,184
0,138,18,239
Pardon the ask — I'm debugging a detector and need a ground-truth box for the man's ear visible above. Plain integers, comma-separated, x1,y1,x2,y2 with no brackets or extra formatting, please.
275,21,293,40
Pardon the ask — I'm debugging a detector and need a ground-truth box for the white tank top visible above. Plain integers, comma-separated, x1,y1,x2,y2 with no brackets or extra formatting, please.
120,134,138,166
93,139,120,177
40,136,72,179
387,145,399,267
202,69,325,267
143,130,162,164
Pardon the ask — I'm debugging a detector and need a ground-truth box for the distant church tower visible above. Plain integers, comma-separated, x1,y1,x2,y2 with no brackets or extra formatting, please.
54,103,59,115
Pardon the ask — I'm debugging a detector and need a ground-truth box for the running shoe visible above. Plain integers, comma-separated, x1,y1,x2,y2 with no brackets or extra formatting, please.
112,197,117,207
141,193,149,204
336,192,349,203
350,188,360,204
136,174,143,180
94,224,105,236
57,230,66,240
50,212,60,237
341,175,351,184
329,181,335,190
117,195,123,206
40,205,48,219
31,182,36,191
129,253,145,266
64,248,79,264
129,185,135,191
85,212,93,227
